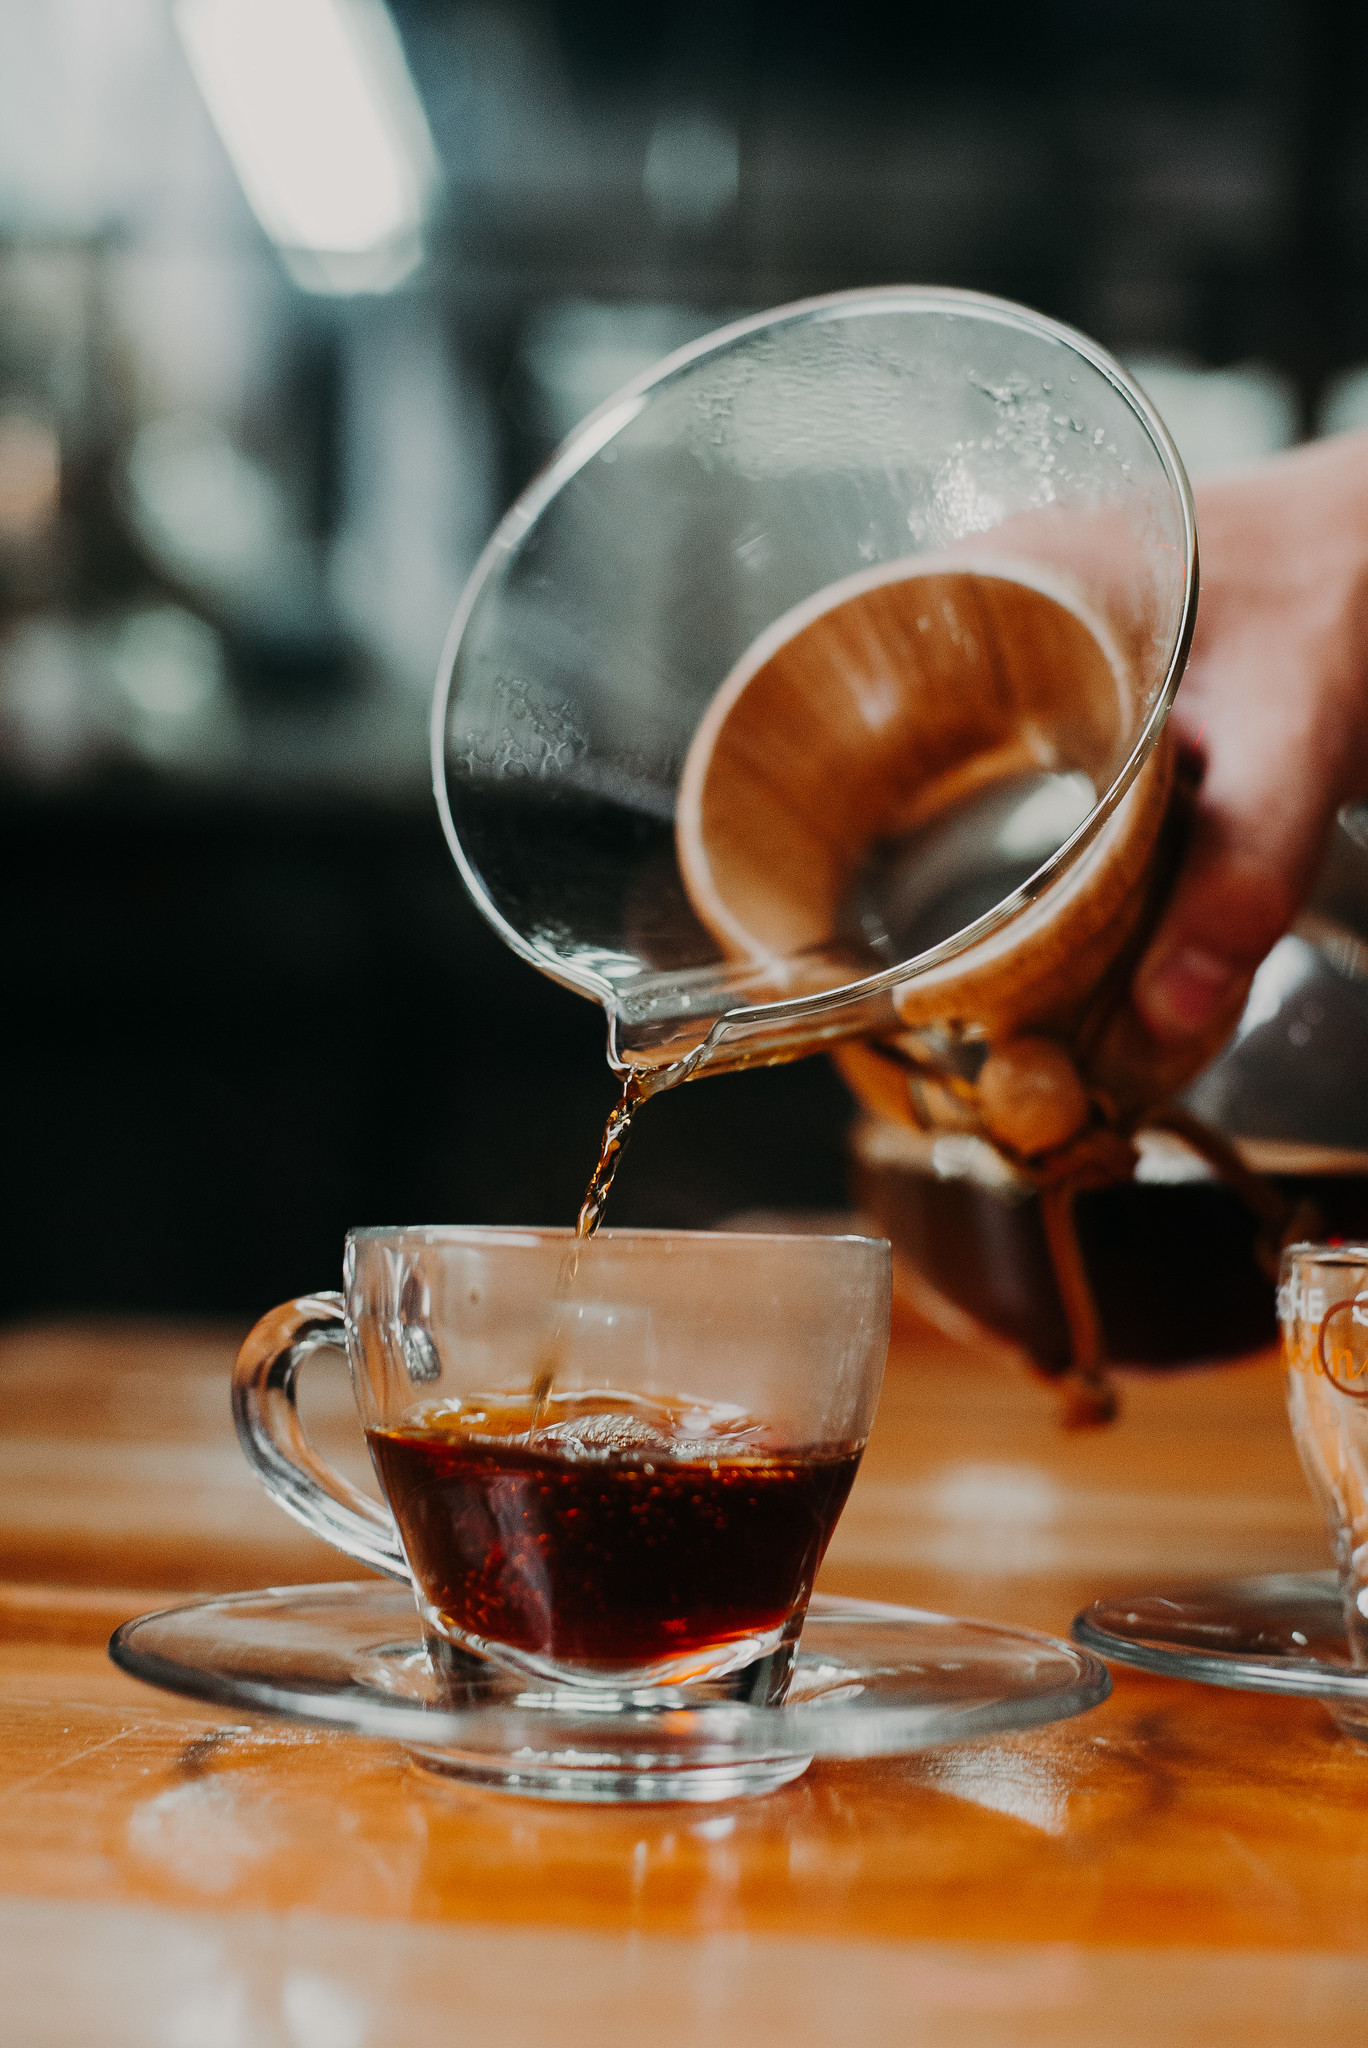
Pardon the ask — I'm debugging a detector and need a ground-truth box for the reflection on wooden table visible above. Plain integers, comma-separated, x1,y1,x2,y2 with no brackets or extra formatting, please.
3,1312,1366,2046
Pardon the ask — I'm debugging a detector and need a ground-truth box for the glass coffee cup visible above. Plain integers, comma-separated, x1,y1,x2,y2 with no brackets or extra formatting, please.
1278,1241,1368,1672
234,1225,891,1705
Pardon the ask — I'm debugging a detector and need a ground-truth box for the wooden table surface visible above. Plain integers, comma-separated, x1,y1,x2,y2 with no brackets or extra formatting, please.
3,1309,1366,2046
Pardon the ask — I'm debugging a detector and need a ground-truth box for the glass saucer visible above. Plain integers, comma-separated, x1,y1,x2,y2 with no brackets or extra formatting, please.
110,1584,1110,1804
1073,1571,1368,1740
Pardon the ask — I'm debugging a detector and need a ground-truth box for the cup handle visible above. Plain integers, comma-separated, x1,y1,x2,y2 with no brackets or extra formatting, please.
232,1292,410,1581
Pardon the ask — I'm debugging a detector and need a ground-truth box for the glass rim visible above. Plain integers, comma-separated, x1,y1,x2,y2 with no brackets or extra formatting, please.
345,1221,891,1253
1280,1240,1368,1270
432,284,1199,1036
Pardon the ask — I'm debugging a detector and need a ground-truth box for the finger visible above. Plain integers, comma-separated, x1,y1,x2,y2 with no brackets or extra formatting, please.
1132,683,1339,1044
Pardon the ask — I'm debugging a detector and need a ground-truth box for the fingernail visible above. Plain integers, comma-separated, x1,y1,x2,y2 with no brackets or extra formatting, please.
1137,946,1239,1042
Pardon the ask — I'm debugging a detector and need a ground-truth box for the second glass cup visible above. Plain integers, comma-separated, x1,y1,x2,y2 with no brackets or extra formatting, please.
234,1225,891,1705
1279,1241,1368,1672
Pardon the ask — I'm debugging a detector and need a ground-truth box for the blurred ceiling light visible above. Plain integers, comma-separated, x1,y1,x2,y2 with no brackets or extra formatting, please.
0,413,60,541
173,0,437,294
643,112,739,231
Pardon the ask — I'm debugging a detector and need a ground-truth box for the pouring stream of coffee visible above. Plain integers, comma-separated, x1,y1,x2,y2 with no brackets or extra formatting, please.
575,1070,648,1238
529,1069,649,1421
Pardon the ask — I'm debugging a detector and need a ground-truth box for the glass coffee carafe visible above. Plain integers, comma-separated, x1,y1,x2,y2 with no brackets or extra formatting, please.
433,288,1220,1416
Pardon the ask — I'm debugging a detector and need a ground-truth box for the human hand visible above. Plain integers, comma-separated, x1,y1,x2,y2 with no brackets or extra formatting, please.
1132,428,1368,1044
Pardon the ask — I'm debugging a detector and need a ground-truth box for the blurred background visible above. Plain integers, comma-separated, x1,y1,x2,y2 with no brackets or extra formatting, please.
5,0,1368,1319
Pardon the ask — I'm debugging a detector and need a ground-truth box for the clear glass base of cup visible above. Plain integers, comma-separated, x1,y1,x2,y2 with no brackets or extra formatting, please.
406,1740,814,1803
418,1601,805,1707
409,1610,812,1800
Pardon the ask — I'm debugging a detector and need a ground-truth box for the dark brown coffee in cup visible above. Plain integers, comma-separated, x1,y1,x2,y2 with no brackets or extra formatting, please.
367,1388,860,1672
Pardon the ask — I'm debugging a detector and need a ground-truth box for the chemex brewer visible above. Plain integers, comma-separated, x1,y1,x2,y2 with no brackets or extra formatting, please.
434,285,1278,1420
